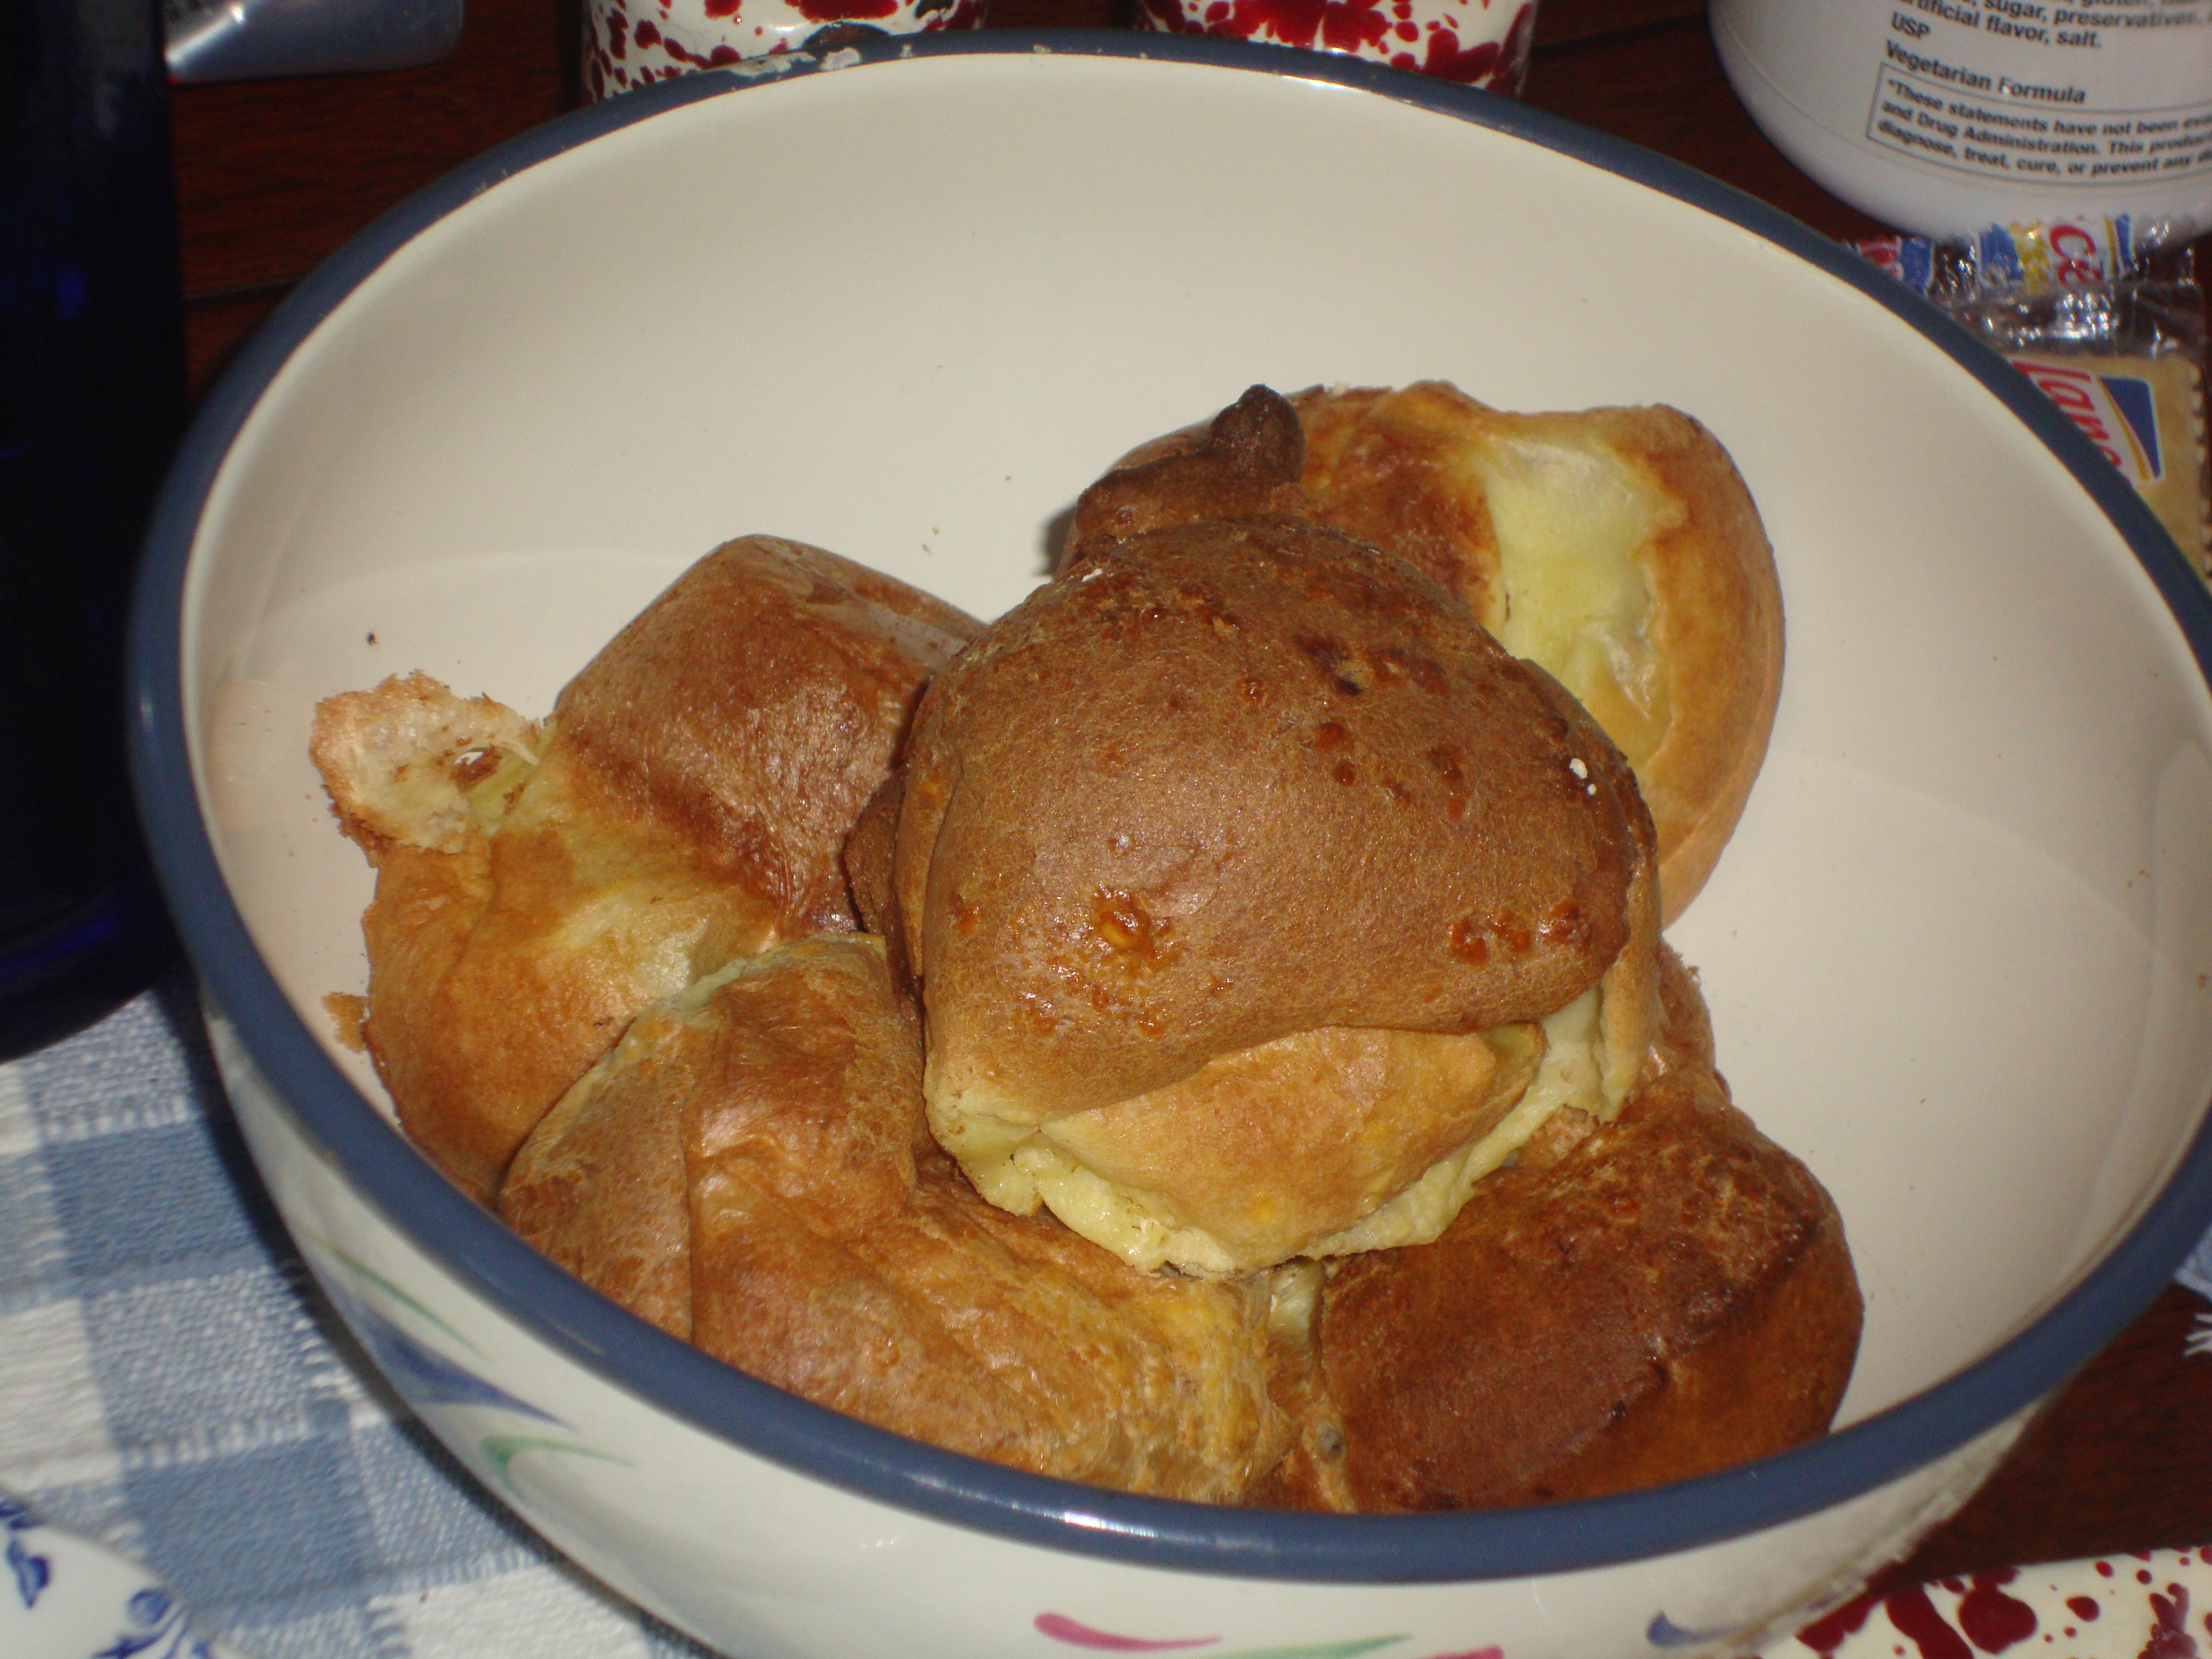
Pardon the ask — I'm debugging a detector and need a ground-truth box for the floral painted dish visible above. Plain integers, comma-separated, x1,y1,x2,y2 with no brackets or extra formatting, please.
1021,1545,2212,1659
1,1494,245,1659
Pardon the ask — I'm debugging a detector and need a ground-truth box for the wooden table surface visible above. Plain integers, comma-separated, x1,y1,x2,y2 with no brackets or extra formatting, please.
168,0,2212,1593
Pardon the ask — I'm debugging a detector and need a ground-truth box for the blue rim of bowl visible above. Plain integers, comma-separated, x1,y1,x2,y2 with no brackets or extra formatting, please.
128,29,2212,1585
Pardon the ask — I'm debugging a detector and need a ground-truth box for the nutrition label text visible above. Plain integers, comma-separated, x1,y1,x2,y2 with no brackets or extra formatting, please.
1869,1,2212,183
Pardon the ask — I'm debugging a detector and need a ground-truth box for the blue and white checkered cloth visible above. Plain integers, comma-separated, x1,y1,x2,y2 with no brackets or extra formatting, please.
4,977,2212,1658
0,974,716,1659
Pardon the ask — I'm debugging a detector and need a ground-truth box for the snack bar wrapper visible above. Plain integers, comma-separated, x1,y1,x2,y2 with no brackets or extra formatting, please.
1859,218,2211,583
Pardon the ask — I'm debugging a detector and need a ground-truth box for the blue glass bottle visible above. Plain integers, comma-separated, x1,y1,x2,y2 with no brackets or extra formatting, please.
0,0,185,1057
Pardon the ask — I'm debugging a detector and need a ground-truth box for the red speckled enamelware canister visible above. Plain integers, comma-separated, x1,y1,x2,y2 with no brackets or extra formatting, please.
583,0,984,98
1136,0,1534,90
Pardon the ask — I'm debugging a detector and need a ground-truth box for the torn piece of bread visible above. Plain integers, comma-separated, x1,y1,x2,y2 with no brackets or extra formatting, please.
311,535,979,1200
502,935,1289,1503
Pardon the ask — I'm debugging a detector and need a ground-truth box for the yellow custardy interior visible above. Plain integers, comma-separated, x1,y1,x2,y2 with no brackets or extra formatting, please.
927,981,1623,1277
1464,427,1674,775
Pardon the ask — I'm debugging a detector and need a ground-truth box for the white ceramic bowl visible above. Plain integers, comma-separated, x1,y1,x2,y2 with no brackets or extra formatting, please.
127,34,2212,1659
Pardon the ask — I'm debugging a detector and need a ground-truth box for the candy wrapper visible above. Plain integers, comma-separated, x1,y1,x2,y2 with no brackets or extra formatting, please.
1859,218,2211,582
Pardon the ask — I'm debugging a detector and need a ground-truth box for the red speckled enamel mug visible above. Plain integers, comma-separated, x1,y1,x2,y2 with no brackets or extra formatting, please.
1137,0,1534,90
582,0,984,98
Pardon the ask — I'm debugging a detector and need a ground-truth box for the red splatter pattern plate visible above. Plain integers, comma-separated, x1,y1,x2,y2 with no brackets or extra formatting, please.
1775,1548,2212,1659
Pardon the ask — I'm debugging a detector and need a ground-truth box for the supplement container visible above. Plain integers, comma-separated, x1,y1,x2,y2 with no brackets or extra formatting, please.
1713,0,2212,235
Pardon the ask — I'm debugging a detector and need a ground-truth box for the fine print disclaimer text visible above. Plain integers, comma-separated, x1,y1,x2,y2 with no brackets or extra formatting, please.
1870,0,2212,183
